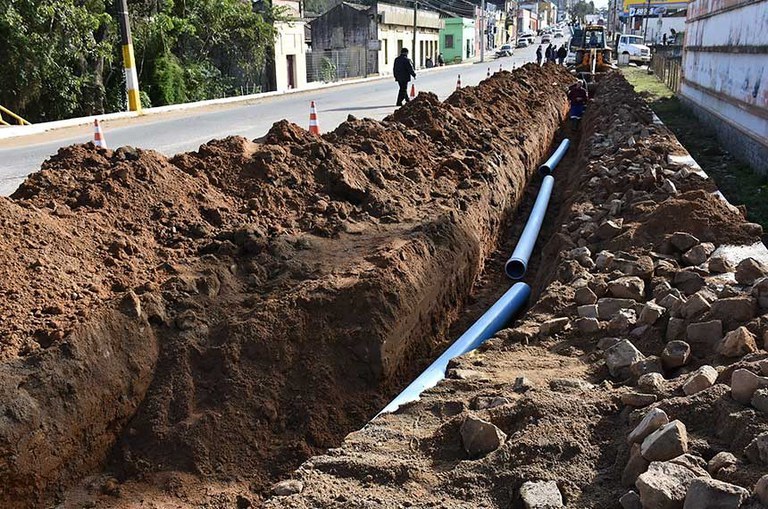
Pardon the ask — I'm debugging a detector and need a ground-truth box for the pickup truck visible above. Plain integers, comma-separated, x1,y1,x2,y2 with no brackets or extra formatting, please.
616,34,651,64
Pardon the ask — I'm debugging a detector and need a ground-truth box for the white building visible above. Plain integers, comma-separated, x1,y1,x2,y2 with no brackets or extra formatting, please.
273,0,307,91
376,3,443,70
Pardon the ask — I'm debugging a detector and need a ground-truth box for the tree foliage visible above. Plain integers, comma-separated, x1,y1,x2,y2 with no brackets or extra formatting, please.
0,0,281,122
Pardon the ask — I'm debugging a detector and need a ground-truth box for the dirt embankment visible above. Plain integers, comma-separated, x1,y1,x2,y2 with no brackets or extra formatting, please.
0,64,573,508
260,73,768,508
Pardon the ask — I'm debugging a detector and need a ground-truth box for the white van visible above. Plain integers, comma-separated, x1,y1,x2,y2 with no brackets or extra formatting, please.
617,34,651,64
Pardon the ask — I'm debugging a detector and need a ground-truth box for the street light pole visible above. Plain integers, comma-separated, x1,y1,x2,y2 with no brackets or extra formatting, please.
480,0,486,63
116,0,141,112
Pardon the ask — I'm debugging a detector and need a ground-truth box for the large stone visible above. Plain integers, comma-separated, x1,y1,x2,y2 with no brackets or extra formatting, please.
576,317,601,334
639,301,666,325
682,365,718,396
730,368,768,404
623,443,650,487
611,255,655,279
630,356,663,378
628,408,669,445
638,372,667,395
682,243,715,266
578,304,598,319
736,258,768,285
670,232,700,252
755,474,768,505
519,480,563,508
608,276,646,301
674,270,706,295
708,255,735,274
710,297,757,322
745,432,768,465
636,460,700,509
595,250,615,270
686,320,723,349
608,308,638,333
752,277,768,309
751,388,768,413
598,298,637,320
680,293,711,319
620,490,642,509
666,317,687,341
662,340,691,369
708,452,738,475
621,392,658,407
272,480,304,496
595,220,623,240
461,415,507,458
717,326,758,358
539,317,570,336
641,420,688,461
575,285,598,305
683,478,749,508
605,339,645,378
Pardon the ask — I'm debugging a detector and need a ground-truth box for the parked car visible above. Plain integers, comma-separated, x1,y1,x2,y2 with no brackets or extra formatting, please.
515,38,529,48
495,44,514,57
541,33,552,44
553,30,564,38
616,34,651,63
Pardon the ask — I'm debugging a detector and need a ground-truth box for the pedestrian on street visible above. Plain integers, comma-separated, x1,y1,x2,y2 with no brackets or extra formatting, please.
547,42,556,62
437,53,445,66
545,44,552,63
393,48,416,107
557,44,567,65
536,45,543,65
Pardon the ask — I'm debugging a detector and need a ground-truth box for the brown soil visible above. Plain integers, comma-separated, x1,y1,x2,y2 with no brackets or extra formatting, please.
0,64,575,508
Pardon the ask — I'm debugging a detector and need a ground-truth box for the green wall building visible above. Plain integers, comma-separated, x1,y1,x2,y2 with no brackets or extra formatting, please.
439,18,476,63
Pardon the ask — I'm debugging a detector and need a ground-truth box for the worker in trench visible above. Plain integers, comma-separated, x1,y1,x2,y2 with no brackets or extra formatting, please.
567,80,588,128
393,47,416,107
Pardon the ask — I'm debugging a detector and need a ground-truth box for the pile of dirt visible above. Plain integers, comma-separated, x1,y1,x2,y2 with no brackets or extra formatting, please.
0,63,574,508
260,73,768,508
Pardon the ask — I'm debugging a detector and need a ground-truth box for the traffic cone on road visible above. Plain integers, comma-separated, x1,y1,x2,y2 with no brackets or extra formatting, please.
499,63,503,72
410,83,416,99
487,67,491,78
456,74,462,89
308,101,320,135
93,119,107,149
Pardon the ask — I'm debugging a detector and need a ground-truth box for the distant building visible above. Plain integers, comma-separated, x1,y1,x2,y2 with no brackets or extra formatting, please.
538,1,558,27
440,18,476,63
273,0,307,91
518,7,538,33
309,1,441,80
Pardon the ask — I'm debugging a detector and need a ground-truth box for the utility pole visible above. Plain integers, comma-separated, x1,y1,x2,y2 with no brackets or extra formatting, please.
116,0,141,112
642,0,651,41
480,0,486,63
412,1,418,68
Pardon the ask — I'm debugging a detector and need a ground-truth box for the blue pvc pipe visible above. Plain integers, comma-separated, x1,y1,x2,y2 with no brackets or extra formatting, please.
504,175,555,280
538,138,570,176
378,282,531,416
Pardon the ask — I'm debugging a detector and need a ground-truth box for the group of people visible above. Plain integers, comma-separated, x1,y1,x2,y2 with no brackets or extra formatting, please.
536,42,568,66
424,53,445,69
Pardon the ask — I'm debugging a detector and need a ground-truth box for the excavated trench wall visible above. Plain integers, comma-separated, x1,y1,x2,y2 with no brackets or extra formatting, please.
0,64,574,507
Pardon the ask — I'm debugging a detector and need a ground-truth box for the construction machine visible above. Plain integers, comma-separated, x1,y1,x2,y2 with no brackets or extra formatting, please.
569,24,615,94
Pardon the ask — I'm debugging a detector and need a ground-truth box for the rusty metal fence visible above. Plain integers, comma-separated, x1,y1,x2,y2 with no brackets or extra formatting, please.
651,45,683,92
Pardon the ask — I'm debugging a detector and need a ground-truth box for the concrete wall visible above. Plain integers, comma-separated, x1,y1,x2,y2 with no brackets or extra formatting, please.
680,0,768,175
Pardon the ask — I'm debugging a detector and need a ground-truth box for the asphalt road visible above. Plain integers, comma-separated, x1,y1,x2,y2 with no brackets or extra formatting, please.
0,42,551,196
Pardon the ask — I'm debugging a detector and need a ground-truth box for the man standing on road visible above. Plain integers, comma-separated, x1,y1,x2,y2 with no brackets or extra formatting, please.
536,45,543,65
557,44,567,65
393,48,416,107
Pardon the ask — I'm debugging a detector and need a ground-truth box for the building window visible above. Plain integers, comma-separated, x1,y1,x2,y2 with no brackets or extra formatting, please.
445,34,454,48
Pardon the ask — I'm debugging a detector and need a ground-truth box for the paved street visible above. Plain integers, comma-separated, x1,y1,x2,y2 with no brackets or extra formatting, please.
0,43,550,195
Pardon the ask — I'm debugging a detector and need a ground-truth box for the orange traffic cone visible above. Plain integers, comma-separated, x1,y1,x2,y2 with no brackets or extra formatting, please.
487,67,491,78
410,83,416,99
308,101,320,135
93,119,107,149
456,74,462,89
499,63,503,72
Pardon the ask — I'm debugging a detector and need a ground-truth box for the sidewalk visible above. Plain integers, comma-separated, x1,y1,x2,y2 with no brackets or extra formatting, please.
0,59,483,142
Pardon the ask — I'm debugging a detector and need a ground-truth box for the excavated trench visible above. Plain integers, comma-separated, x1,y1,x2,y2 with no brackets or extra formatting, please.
0,64,576,508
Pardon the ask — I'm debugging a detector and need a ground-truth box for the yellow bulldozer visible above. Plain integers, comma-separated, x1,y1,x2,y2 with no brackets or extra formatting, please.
570,25,616,94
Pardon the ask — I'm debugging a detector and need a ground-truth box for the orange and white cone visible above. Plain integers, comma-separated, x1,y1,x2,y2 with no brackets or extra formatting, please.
308,101,320,135
487,67,491,78
499,63,503,72
93,119,107,149
410,83,416,99
456,74,462,89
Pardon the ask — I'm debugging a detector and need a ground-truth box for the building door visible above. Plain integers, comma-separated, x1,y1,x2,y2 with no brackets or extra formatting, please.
286,55,295,89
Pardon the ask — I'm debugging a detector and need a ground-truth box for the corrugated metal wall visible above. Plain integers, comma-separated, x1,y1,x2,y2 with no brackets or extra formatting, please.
680,0,768,174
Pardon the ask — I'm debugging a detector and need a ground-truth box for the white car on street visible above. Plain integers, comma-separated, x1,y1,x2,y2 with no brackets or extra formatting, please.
617,34,651,64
